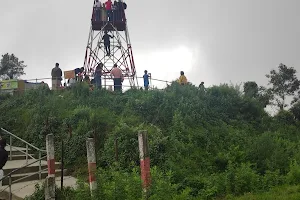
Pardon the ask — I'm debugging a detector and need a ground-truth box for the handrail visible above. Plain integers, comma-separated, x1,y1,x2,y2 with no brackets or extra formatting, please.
0,75,173,85
10,146,35,160
1,128,46,152
11,168,48,185
149,77,172,84
0,155,47,197
0,128,45,190
0,155,47,183
0,75,172,93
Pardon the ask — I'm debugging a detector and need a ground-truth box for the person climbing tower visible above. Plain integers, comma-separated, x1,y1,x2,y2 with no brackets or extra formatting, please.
143,70,150,90
178,71,187,85
102,30,113,56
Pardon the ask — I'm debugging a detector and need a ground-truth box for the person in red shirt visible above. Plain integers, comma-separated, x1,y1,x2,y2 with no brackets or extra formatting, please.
105,0,113,21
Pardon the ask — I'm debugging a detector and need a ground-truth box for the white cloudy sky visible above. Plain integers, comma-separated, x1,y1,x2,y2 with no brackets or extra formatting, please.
0,0,300,89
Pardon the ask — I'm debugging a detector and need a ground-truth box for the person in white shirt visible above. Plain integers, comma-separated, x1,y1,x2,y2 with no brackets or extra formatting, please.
94,0,101,21
68,78,76,87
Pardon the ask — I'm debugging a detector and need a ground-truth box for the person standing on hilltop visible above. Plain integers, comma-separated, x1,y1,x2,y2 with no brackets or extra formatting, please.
199,82,205,92
75,67,84,82
0,138,8,187
110,64,123,91
143,70,150,90
51,63,62,90
178,71,187,85
94,63,103,89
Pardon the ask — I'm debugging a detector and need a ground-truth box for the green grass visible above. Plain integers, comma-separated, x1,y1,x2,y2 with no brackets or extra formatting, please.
229,185,300,200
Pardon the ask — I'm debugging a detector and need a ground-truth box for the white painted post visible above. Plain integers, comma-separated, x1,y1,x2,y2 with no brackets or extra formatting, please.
138,130,151,199
45,134,55,200
86,138,97,196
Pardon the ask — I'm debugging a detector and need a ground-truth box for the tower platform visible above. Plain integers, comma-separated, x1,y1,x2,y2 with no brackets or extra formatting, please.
84,0,138,89
92,20,126,31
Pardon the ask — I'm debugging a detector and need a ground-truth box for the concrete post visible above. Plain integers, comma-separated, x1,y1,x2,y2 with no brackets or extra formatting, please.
86,138,97,196
138,130,151,199
45,134,55,200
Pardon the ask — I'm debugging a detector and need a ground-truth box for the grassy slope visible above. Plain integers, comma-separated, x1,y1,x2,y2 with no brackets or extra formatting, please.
2,82,300,199
230,185,300,200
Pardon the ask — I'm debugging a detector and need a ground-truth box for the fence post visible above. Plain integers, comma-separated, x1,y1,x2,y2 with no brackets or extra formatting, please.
9,135,12,161
60,140,64,191
8,175,11,200
45,134,55,200
138,130,151,199
86,138,97,196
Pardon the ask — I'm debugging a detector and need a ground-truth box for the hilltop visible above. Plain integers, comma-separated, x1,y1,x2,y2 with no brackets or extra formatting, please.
1,80,300,199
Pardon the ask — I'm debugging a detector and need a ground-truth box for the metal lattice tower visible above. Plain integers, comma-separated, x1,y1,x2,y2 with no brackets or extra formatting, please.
83,0,138,88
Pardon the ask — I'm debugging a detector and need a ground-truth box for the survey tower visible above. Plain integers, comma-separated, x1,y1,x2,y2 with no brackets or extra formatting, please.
83,0,138,88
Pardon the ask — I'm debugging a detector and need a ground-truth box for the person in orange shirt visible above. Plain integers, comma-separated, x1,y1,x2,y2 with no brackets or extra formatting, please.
110,64,123,91
178,71,187,85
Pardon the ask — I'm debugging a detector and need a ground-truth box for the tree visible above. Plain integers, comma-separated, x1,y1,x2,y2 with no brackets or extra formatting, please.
266,63,300,110
244,81,259,98
290,101,300,120
243,81,273,107
257,86,274,108
0,53,26,80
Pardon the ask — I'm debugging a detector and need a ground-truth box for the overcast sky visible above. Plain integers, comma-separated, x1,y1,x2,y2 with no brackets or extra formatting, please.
0,0,300,89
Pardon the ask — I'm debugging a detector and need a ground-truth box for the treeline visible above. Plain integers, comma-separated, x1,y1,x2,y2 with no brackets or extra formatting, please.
1,64,300,199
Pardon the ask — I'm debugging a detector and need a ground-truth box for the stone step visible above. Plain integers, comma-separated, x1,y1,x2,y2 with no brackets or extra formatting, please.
8,154,35,161
4,162,61,176
0,144,75,199
2,169,68,186
6,145,46,156
7,149,34,156
5,145,36,156
0,176,78,199
0,190,22,200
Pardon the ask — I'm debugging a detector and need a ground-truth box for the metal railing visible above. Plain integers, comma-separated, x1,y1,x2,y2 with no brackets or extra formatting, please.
0,155,47,200
0,75,174,93
0,128,46,181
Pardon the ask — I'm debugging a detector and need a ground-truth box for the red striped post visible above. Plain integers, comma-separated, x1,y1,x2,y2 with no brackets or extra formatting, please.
138,130,151,198
86,138,97,196
46,134,55,177
45,134,55,200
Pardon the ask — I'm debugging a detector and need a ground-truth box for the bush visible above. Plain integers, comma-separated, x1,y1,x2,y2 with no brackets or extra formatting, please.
2,83,300,199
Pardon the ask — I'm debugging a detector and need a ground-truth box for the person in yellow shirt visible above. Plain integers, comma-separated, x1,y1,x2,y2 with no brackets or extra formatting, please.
178,71,187,85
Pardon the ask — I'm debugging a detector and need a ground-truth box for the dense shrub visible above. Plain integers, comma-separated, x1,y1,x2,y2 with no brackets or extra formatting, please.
2,82,300,199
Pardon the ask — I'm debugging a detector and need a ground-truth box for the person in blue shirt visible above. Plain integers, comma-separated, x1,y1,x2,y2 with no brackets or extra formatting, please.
143,70,150,90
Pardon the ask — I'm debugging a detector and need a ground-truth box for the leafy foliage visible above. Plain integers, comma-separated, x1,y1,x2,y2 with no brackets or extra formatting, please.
244,81,258,98
0,53,26,79
266,63,300,110
290,101,300,120
2,79,300,199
